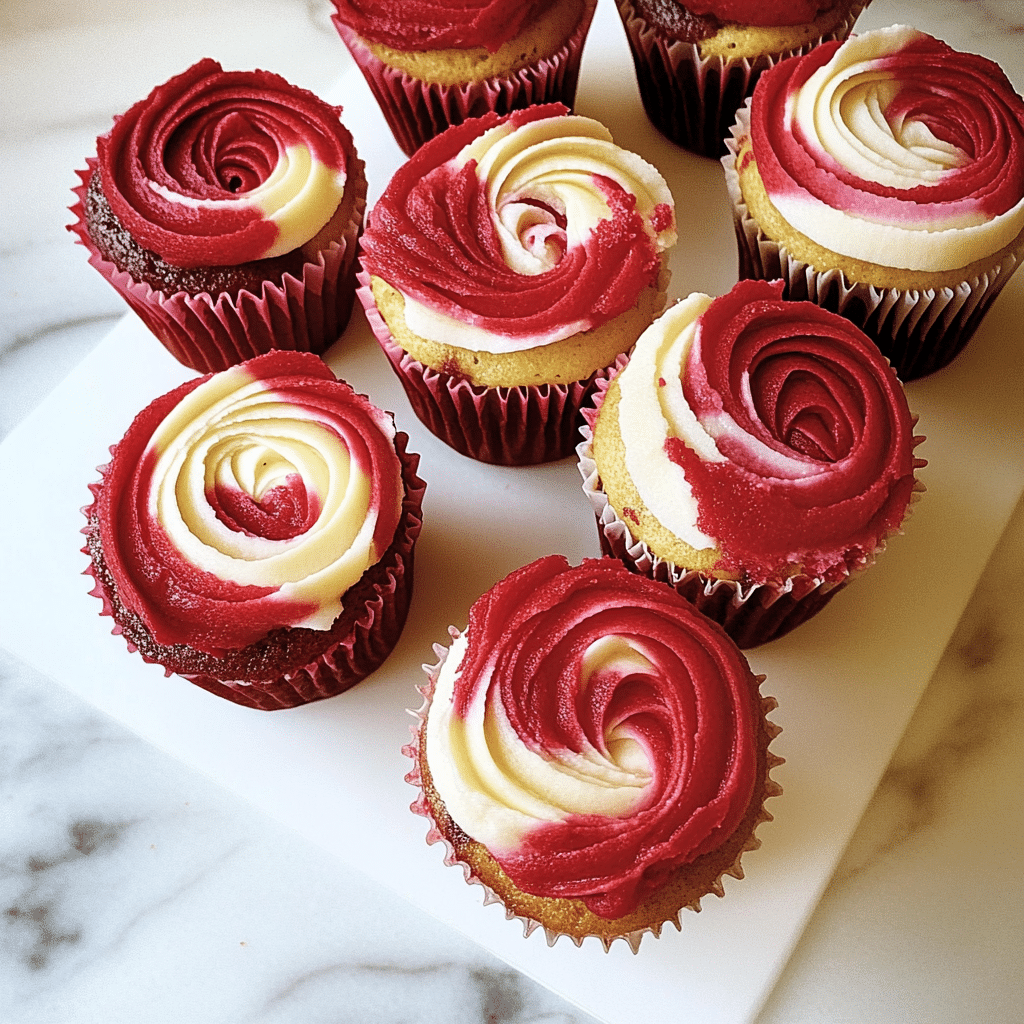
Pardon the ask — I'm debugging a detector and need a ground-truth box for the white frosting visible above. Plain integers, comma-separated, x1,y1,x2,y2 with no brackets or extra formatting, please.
425,632,654,855
145,362,388,631
775,25,1024,271
401,113,676,353
615,293,720,550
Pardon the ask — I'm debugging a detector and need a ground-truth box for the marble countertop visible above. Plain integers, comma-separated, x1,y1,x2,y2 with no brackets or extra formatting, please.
2,1,1022,1022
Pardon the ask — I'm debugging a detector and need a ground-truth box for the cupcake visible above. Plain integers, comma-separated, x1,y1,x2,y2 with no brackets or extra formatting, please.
357,103,677,465
615,0,868,158
69,59,367,374
723,25,1024,380
405,554,782,950
329,0,598,155
578,279,925,648
82,350,426,711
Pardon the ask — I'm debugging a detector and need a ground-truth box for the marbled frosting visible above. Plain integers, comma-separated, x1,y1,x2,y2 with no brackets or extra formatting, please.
358,102,674,463
748,25,1024,274
88,58,354,270
82,350,424,708
362,103,675,359
582,279,923,645
70,59,367,373
411,555,781,946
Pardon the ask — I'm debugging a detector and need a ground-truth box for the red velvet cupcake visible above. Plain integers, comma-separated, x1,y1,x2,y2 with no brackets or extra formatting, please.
69,59,367,373
615,0,868,157
82,350,425,710
330,0,597,155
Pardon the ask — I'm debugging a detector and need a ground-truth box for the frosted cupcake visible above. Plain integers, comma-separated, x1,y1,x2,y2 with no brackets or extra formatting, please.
406,555,782,950
615,0,868,157
358,103,676,465
330,0,597,155
724,25,1024,379
578,279,925,648
83,350,425,710
70,59,367,373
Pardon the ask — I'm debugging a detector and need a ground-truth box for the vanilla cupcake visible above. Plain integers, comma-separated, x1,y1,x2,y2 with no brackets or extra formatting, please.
578,279,924,648
358,104,676,464
70,59,367,373
330,0,597,155
83,350,425,710
616,0,868,157
406,555,782,950
723,25,1024,379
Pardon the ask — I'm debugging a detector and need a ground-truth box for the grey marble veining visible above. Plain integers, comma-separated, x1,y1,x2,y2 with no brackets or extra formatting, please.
0,649,598,1024
3,1,1024,1022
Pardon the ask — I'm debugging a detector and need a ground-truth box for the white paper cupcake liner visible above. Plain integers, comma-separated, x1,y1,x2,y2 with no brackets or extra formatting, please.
576,372,926,648
403,633,782,952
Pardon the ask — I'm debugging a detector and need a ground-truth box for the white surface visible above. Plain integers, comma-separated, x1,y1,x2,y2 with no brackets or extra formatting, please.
2,3,1024,1024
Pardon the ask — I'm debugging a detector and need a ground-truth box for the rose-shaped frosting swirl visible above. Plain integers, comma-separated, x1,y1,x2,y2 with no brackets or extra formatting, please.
749,25,1024,271
96,59,352,268
97,351,404,656
329,0,552,53
425,555,762,919
361,104,676,352
616,279,916,584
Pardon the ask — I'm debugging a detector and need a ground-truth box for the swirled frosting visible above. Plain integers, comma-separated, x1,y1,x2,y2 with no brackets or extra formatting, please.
96,59,352,268
749,25,1024,272
96,350,404,656
329,0,552,53
614,279,916,584
361,104,676,352
425,555,762,918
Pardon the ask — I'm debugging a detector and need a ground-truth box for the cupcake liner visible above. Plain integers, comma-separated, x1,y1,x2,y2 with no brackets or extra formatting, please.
69,156,367,373
722,104,1024,380
356,269,613,464
402,636,783,952
576,373,926,648
82,433,426,711
332,0,597,156
615,0,865,158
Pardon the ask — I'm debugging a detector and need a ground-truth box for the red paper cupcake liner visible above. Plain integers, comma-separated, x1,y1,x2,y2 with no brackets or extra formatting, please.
332,0,597,155
576,371,925,648
615,0,866,158
722,104,1024,380
69,157,367,374
356,269,613,465
82,433,426,711
403,634,783,950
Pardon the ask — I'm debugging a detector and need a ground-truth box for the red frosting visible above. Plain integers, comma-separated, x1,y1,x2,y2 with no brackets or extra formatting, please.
97,351,403,656
451,555,762,919
751,34,1024,224
668,280,916,585
360,104,667,341
96,59,352,268
329,0,553,53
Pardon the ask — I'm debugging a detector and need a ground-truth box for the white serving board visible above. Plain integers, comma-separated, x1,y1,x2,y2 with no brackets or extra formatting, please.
3,5,1024,1023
